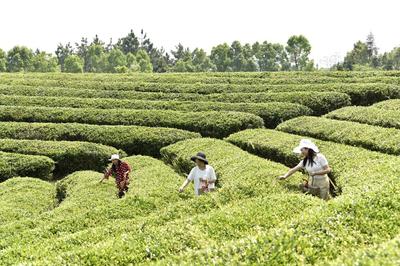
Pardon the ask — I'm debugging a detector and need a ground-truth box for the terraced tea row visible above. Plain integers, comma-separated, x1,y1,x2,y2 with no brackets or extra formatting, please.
0,85,351,114
2,78,400,106
0,94,312,128
0,178,56,224
0,122,199,156
373,98,400,110
0,139,123,177
3,71,400,81
0,105,263,138
329,234,400,265
0,152,54,181
325,105,400,129
2,72,400,85
276,116,400,156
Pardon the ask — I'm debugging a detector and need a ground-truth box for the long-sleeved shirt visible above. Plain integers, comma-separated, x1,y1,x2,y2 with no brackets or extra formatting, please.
104,161,131,182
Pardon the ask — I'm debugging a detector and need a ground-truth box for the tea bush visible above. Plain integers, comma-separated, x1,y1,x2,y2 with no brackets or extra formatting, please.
0,151,54,181
0,94,312,128
0,122,200,156
325,106,400,129
0,139,124,176
0,105,264,138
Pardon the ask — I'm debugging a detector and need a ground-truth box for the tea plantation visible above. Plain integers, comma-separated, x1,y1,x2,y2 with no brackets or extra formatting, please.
1,71,400,265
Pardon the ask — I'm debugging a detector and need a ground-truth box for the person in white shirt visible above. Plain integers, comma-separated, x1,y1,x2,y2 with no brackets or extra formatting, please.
279,139,332,200
179,152,217,196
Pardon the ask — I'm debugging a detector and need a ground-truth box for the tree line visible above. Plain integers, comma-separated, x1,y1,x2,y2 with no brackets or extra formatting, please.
0,30,398,73
0,30,313,73
334,33,400,71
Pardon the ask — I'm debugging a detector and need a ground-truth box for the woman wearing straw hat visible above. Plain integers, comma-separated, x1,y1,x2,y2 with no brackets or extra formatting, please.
179,152,217,196
100,154,132,198
278,139,332,200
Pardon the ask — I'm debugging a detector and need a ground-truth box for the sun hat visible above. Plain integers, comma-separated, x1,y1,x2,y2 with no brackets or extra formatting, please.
191,152,208,164
293,139,320,154
109,154,120,161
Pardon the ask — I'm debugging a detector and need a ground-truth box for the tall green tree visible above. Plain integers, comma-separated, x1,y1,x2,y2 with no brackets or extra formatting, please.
86,44,105,72
101,48,127,73
254,41,289,71
55,42,73,72
210,43,232,72
285,35,313,70
126,52,140,72
31,50,58,72
339,33,381,70
151,48,170,73
171,43,192,63
64,55,83,73
170,44,193,72
171,46,216,72
75,37,90,72
136,49,153,72
192,48,216,72
381,47,400,70
241,43,259,71
172,59,193,72
116,30,140,54
6,46,33,72
73,35,107,72
343,41,369,70
229,41,245,71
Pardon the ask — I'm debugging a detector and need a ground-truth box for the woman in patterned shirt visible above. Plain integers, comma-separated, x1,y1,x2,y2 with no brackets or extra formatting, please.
100,154,132,198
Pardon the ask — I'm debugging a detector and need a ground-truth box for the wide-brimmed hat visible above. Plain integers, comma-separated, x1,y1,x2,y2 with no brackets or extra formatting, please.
109,154,120,161
293,139,319,154
191,152,208,164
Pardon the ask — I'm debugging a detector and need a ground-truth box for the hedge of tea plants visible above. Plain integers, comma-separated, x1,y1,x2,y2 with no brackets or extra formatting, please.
0,122,200,156
325,106,400,129
0,105,264,138
0,151,54,181
0,94,312,128
0,85,351,114
276,116,400,156
0,139,124,176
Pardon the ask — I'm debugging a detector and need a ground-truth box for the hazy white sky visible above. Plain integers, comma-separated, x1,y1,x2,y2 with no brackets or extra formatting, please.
0,0,399,67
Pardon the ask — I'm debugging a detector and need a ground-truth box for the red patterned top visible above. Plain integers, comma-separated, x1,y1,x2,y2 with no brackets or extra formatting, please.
104,161,131,182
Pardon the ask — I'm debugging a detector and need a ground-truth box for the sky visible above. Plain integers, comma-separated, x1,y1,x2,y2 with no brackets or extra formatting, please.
0,0,399,68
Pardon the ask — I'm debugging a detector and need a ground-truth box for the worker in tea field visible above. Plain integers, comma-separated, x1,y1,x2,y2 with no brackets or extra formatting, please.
278,139,332,200
100,154,132,198
179,152,217,196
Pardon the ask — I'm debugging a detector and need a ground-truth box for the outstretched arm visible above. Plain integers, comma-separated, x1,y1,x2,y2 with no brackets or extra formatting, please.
179,179,191,192
100,168,112,183
180,169,194,193
279,165,303,180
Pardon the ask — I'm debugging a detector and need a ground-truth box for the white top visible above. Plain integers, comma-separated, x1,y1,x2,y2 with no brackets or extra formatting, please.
187,165,217,195
297,153,329,179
